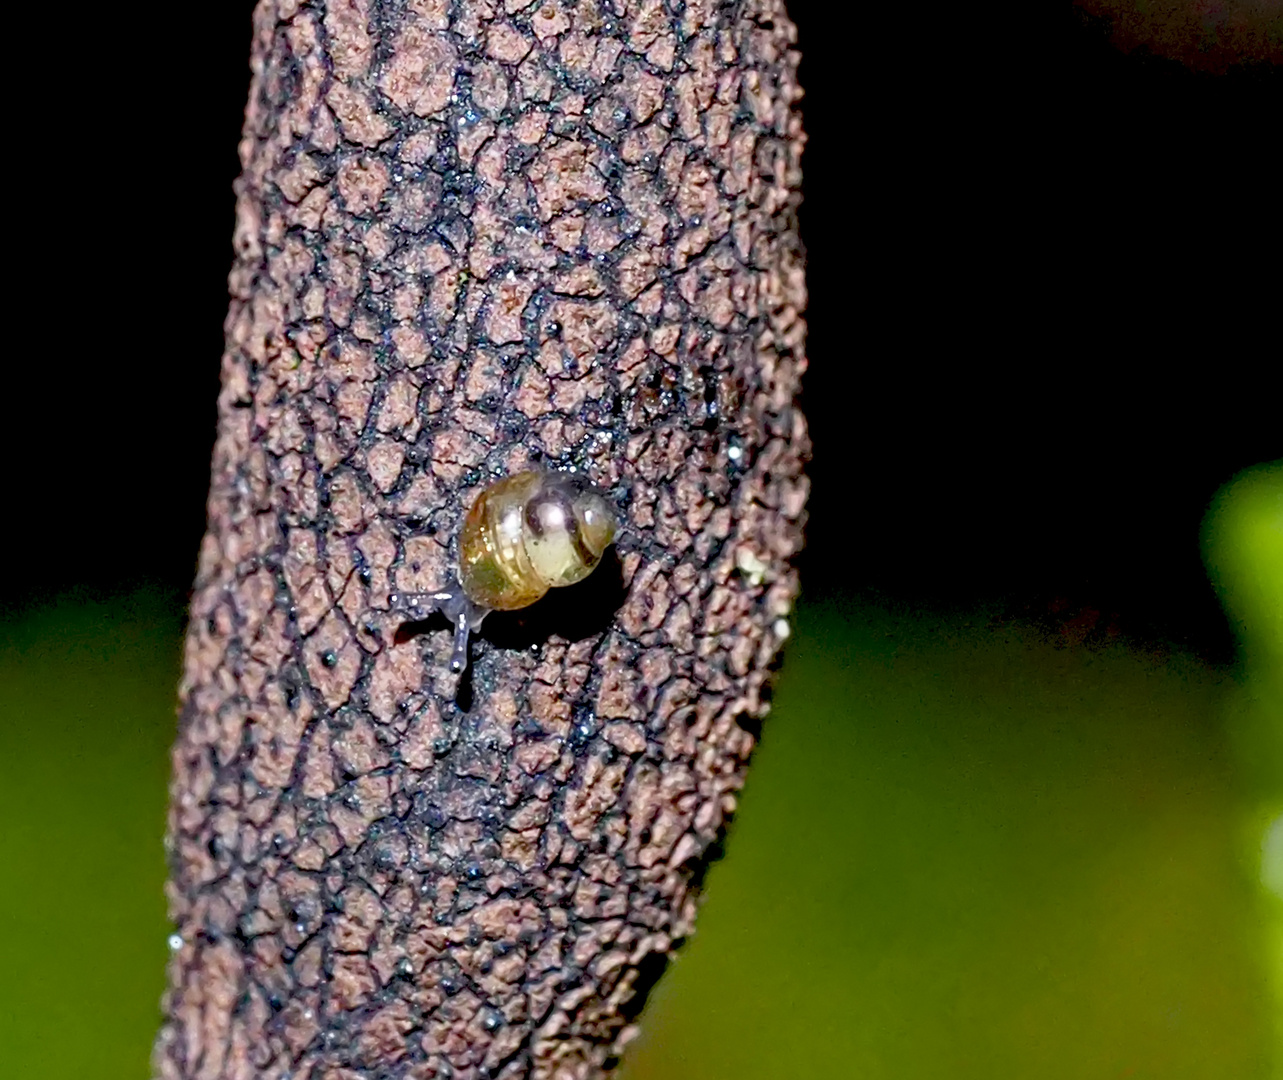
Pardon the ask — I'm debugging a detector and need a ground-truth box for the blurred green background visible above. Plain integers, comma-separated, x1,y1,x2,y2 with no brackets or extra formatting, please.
1,593,179,1078
2,465,1280,1079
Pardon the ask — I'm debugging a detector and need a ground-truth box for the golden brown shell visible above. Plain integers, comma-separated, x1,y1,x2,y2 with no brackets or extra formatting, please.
458,470,618,611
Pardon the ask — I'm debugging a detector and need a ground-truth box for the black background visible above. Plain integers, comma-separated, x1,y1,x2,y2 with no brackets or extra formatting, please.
8,3,1279,663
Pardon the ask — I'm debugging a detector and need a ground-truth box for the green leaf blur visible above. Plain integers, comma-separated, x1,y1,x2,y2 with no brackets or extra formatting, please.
0,591,178,1080
618,599,1272,1080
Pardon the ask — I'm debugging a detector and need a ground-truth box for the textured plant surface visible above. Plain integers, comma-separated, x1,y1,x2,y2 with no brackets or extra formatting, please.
156,1,806,1077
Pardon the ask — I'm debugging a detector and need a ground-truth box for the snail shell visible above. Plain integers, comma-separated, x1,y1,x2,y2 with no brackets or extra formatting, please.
390,469,618,675
459,469,618,610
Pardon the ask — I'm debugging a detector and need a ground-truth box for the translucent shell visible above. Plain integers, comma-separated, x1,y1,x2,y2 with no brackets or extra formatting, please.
458,470,618,611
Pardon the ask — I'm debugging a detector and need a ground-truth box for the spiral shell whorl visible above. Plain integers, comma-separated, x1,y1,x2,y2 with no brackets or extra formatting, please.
458,470,617,611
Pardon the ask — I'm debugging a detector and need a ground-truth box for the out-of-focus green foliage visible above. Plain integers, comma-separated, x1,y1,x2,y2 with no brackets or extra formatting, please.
1203,461,1283,792
0,591,178,1080
1202,460,1283,1067
2,518,1279,1078
619,599,1273,1080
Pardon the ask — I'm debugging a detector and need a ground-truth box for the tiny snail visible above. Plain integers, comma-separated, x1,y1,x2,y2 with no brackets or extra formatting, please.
390,469,619,674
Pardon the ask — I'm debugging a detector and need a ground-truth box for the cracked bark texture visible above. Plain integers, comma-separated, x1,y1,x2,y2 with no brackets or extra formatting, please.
156,1,806,1078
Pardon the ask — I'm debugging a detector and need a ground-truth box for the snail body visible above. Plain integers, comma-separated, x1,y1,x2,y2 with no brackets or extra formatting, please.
391,470,618,672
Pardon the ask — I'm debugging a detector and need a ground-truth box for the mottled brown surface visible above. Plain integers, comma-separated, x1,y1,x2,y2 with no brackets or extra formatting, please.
156,1,806,1077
